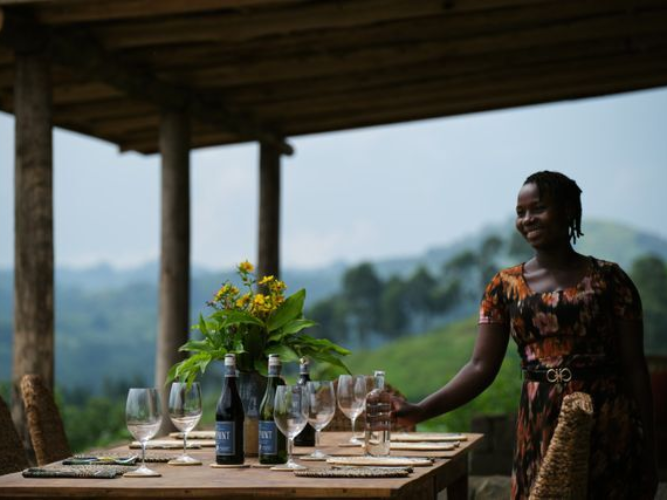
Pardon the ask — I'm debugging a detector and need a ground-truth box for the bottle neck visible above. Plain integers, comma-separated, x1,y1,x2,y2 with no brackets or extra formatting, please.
375,375,385,390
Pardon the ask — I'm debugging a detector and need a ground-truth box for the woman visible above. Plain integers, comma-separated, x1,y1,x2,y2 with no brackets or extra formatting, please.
393,171,658,499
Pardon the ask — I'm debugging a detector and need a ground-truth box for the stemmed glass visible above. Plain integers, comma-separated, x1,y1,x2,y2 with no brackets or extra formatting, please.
125,388,162,477
305,380,336,460
168,382,203,465
273,385,309,470
337,375,367,444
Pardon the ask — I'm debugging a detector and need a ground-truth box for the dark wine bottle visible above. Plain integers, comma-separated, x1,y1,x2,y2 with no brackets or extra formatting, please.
258,354,287,464
215,354,245,465
293,357,316,447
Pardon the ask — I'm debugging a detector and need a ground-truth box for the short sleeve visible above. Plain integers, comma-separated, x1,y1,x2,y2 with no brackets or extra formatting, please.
610,264,643,322
479,272,509,325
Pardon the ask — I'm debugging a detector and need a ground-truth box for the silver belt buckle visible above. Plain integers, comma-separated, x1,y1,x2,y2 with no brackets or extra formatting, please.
546,367,572,384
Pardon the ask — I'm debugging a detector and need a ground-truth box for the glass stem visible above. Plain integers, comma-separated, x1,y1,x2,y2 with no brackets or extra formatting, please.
183,431,188,456
351,417,356,437
141,441,146,467
315,429,321,452
288,437,294,463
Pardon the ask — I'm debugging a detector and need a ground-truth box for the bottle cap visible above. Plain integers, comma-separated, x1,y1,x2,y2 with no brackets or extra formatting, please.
224,354,236,366
299,357,310,373
373,370,385,377
268,354,281,367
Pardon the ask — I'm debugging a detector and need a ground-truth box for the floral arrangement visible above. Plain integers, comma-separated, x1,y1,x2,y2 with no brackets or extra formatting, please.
167,260,350,385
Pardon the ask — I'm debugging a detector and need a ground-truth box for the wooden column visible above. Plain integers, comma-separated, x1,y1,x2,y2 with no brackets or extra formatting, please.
257,141,282,281
155,110,190,435
12,50,54,450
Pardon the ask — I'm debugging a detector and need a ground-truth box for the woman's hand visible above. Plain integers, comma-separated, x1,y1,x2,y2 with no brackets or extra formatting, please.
390,395,425,429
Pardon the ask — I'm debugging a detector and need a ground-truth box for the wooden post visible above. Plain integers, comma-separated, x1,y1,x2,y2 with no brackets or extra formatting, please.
12,50,54,453
257,141,282,281
155,110,190,435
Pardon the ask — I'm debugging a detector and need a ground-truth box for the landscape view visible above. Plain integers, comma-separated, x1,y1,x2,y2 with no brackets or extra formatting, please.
1,217,666,451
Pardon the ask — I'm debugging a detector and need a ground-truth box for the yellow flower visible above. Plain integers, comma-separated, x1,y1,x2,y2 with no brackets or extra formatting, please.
235,293,251,308
238,260,254,273
259,275,275,285
253,294,266,306
213,284,230,302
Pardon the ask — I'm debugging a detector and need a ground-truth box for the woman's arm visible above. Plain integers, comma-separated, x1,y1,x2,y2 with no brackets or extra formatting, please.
393,322,510,427
617,319,658,499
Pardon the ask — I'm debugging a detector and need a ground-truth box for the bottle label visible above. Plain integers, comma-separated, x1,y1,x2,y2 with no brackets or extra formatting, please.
215,421,236,456
258,420,278,455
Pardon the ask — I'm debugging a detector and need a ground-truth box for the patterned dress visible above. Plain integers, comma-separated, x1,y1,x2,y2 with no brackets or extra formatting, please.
479,257,645,500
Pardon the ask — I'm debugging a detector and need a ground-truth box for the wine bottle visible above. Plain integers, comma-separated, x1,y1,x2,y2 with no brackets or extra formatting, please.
258,354,287,464
364,370,391,456
215,354,245,464
293,357,316,447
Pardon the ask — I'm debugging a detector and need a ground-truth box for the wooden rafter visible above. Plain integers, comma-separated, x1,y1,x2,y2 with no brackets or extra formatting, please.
0,9,293,155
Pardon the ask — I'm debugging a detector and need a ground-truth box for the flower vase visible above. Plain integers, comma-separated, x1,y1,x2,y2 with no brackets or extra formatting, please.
238,370,268,457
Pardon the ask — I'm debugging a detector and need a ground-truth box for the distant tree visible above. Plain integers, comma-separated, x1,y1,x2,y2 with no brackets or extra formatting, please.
308,296,349,346
478,235,504,288
403,267,438,333
379,276,409,339
631,255,667,354
342,263,383,347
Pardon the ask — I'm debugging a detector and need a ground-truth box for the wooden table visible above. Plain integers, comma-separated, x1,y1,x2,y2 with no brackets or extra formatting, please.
0,432,483,500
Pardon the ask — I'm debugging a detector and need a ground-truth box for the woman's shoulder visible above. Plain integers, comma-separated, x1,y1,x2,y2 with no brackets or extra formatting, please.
589,256,626,274
497,263,524,280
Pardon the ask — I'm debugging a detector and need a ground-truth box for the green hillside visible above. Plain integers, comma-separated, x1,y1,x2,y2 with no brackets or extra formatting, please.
344,316,522,432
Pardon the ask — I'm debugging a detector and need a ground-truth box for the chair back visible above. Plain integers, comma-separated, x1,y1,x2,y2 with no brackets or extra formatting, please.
529,391,594,500
0,394,30,475
326,376,416,433
20,375,71,465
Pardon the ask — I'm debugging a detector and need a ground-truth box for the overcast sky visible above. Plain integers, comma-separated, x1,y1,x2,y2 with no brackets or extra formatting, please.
1,87,666,271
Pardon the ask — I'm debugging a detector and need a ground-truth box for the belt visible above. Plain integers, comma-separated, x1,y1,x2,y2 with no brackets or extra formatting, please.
522,365,618,383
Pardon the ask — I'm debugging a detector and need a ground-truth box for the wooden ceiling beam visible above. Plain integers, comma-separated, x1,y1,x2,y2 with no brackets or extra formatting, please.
92,0,564,49
150,8,667,89
0,11,293,154
34,0,305,25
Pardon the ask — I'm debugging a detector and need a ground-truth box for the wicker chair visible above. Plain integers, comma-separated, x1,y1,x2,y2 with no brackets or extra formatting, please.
0,394,29,475
325,377,416,433
20,375,71,466
529,392,594,500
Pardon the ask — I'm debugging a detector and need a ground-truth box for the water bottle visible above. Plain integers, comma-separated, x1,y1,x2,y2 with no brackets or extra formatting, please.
364,370,391,456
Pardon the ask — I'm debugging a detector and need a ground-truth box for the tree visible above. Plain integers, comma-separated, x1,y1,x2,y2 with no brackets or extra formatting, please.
342,263,383,347
630,255,667,354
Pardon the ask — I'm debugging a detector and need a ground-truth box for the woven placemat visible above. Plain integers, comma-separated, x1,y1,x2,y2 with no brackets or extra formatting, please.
23,464,132,479
295,466,410,478
391,432,467,442
326,456,433,467
74,452,178,463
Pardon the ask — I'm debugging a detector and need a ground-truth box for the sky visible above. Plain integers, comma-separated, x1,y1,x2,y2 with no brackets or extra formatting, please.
1,87,667,271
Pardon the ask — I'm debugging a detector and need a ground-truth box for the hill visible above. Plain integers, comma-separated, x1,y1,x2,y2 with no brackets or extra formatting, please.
0,218,665,393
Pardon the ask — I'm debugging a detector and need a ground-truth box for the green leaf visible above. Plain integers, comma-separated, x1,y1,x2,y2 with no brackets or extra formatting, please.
267,289,306,332
265,344,300,363
220,310,264,328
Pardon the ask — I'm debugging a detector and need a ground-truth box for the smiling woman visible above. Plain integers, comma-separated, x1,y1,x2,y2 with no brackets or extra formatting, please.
393,170,658,500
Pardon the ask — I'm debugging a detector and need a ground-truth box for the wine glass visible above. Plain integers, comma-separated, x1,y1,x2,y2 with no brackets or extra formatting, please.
273,385,309,470
305,380,336,460
337,375,367,444
168,382,203,465
125,388,162,477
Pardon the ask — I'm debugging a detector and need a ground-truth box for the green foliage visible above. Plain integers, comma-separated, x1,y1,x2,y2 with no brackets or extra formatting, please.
630,254,667,355
168,263,350,386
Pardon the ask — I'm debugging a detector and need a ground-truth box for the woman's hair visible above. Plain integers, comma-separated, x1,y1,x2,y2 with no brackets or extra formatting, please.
524,171,584,244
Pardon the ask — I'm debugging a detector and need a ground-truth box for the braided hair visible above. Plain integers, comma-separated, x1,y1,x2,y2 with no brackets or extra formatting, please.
524,171,584,244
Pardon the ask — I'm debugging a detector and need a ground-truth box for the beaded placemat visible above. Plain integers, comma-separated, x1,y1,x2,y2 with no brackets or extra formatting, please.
295,466,410,478
23,464,132,479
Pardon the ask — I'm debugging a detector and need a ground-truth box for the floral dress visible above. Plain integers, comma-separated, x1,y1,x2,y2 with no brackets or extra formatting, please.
479,257,645,500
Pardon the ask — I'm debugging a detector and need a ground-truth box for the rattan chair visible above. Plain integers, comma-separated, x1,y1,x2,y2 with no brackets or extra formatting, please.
0,394,29,475
529,392,594,500
20,375,71,466
326,377,416,433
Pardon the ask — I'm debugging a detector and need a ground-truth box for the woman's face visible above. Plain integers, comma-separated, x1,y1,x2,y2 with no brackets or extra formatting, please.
515,182,570,249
